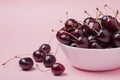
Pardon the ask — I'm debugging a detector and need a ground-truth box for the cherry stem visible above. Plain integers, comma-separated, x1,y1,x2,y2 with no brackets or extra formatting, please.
54,45,59,56
36,64,51,72
60,20,63,23
51,29,78,40
96,8,104,16
89,40,96,43
96,8,99,20
92,28,99,34
115,10,120,22
48,34,55,44
2,56,21,66
84,11,92,17
112,10,120,31
60,12,69,24
104,4,108,15
63,30,78,40
50,44,59,56
104,4,116,16
115,10,119,18
99,22,103,29
66,12,69,20
84,23,99,34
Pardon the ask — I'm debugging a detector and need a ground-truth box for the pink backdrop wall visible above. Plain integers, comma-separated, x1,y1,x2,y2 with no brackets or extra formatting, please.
1,0,120,80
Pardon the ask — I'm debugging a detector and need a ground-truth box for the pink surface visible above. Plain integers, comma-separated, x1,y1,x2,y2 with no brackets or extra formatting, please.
1,0,120,80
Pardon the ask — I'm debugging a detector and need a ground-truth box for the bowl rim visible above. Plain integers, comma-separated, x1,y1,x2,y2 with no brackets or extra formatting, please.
57,40,120,51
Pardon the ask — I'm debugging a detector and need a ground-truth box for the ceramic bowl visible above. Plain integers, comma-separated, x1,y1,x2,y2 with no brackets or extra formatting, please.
58,41,120,71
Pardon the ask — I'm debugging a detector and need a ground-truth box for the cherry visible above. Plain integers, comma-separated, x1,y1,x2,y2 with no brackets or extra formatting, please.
113,32,120,47
88,21,101,31
56,30,71,45
82,22,100,36
99,42,112,48
70,43,77,47
71,27,84,38
43,55,56,68
90,41,102,49
19,57,34,70
96,28,110,43
84,17,95,25
51,63,65,76
88,35,95,41
101,15,119,33
65,19,80,28
75,36,89,48
61,27,75,33
33,50,46,62
39,44,51,54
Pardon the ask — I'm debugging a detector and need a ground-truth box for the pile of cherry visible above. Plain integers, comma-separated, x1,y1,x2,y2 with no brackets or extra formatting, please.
2,44,65,76
56,8,120,49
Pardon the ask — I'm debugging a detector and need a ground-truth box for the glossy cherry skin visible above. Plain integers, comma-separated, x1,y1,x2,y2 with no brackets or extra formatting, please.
51,63,65,76
61,27,75,33
84,17,95,25
19,57,34,70
99,42,112,48
82,25,95,36
39,44,51,54
56,30,71,45
90,42,102,49
82,21,101,36
88,21,101,32
88,35,95,41
96,28,110,43
43,55,56,68
65,19,80,28
101,15,118,33
70,43,77,47
33,50,46,62
71,27,84,38
75,36,89,48
113,32,120,47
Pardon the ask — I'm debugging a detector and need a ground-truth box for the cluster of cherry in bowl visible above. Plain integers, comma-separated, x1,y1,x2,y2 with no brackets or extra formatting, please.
2,44,65,76
56,10,120,49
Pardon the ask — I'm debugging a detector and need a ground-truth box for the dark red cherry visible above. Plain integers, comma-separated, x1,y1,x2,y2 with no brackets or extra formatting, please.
33,50,46,62
71,27,84,38
82,25,95,36
88,21,101,32
65,19,80,28
90,41,102,49
75,36,89,48
88,35,95,41
70,43,77,47
82,21,101,36
96,28,110,43
61,27,75,33
109,36,117,48
19,57,34,70
39,44,51,54
56,30,71,45
84,17,95,25
43,55,56,68
113,32,120,47
99,42,112,48
101,15,118,33
51,63,65,76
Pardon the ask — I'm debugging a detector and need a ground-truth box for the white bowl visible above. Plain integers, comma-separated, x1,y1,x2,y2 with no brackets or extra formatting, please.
58,41,120,71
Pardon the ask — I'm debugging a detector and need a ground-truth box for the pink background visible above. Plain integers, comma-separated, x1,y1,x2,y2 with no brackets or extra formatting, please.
1,0,120,80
